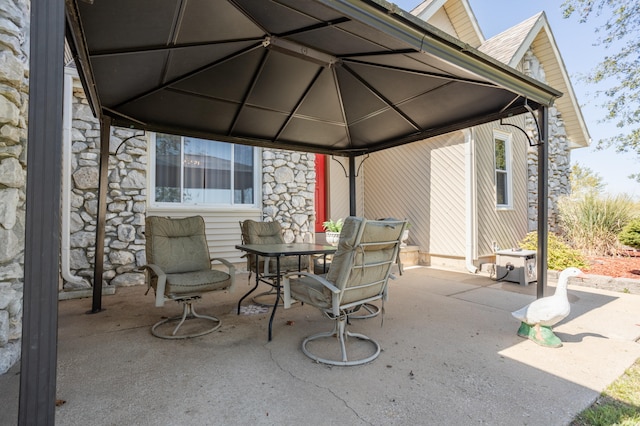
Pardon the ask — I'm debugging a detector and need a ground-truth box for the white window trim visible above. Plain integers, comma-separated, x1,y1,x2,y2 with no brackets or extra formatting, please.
494,130,513,210
148,132,262,210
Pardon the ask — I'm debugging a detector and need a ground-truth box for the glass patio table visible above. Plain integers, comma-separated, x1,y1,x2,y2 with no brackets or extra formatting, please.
235,243,337,341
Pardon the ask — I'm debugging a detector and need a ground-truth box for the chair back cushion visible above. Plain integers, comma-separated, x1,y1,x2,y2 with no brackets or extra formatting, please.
145,216,211,274
241,220,285,245
327,217,405,306
240,219,309,271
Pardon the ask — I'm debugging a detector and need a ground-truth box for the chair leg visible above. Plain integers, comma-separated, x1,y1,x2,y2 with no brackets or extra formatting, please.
151,298,222,339
301,316,381,366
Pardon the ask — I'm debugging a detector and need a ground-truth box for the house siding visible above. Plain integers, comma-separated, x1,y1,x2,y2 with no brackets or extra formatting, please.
363,132,466,258
474,121,529,257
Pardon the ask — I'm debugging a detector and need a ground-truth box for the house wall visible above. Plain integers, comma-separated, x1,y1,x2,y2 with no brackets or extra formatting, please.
474,121,529,258
0,0,28,374
363,132,466,261
327,156,364,221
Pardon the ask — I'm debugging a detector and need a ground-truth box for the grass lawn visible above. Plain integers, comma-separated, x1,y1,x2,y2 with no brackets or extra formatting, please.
571,358,640,425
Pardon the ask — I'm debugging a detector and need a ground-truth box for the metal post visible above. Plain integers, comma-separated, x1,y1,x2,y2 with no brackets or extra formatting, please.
348,156,356,216
536,106,549,298
19,0,64,423
91,116,111,313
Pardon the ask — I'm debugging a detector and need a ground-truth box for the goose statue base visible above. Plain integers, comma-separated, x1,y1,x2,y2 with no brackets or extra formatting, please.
517,322,563,348
511,267,586,349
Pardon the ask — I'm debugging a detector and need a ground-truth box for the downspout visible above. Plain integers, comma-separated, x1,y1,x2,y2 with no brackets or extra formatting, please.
464,129,478,273
61,69,89,288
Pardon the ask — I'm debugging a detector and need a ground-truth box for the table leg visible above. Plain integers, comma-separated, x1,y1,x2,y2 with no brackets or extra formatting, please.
237,253,261,315
268,256,281,341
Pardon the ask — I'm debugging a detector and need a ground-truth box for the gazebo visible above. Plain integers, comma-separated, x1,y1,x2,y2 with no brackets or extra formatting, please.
23,0,561,422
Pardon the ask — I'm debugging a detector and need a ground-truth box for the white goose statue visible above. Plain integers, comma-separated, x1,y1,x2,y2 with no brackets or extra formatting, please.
512,267,586,347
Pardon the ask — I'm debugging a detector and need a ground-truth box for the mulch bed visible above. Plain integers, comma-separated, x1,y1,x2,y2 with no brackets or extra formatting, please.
583,249,640,280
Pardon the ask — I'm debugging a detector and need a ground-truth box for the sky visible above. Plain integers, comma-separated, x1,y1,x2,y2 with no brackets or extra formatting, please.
392,0,640,199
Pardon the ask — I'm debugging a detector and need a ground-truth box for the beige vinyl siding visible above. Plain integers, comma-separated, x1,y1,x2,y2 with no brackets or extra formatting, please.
427,8,459,38
145,207,261,265
531,33,587,148
474,120,529,257
363,132,466,257
442,0,483,47
327,157,364,220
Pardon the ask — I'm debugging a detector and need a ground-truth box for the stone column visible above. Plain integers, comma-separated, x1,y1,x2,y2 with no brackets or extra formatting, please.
523,50,571,233
262,149,315,243
0,0,29,374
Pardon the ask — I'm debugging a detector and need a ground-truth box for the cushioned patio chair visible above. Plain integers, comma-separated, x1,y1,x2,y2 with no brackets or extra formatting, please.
239,219,308,306
143,215,235,339
283,217,407,366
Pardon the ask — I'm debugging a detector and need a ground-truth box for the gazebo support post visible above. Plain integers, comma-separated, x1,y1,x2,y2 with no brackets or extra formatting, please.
537,106,549,298
349,156,356,216
19,0,64,423
90,115,111,313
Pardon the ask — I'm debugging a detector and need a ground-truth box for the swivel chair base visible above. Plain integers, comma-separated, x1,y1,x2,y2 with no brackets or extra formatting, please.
301,316,380,366
151,296,221,339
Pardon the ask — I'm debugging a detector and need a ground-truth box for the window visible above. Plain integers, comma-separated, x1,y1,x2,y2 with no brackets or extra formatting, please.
494,131,512,209
151,133,259,207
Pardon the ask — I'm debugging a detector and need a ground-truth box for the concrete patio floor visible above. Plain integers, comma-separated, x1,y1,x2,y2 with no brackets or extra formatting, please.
2,266,640,425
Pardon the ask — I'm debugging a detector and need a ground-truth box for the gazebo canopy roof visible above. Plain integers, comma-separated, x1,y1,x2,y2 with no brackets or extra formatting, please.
65,0,561,157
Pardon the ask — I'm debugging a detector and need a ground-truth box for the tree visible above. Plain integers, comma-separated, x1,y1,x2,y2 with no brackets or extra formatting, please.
570,162,606,196
562,0,640,182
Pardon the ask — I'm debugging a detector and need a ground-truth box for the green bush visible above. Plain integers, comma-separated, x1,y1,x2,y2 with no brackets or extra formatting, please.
519,232,587,271
559,193,636,255
619,218,640,249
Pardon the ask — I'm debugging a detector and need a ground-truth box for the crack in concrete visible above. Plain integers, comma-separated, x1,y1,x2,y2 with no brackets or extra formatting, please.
266,346,373,425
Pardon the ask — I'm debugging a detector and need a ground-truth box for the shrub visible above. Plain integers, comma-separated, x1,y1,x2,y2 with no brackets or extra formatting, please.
519,232,587,271
559,193,636,255
619,218,640,249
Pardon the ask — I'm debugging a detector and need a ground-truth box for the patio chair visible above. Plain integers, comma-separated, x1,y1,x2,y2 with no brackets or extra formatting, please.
283,216,407,366
143,215,235,339
239,219,308,306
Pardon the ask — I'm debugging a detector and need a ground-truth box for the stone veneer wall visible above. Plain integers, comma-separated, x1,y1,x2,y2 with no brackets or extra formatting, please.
0,0,29,374
261,149,316,243
65,84,147,290
523,49,571,233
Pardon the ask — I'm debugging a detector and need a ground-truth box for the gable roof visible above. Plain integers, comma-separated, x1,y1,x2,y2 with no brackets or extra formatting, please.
479,12,590,148
411,0,484,47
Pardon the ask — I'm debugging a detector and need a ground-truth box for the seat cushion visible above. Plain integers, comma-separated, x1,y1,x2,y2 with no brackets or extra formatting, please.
288,274,332,309
165,270,232,296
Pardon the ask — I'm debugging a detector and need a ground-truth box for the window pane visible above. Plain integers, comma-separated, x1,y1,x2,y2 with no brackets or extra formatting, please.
234,144,254,204
153,133,256,207
496,171,508,205
155,134,182,202
183,138,232,204
495,139,506,171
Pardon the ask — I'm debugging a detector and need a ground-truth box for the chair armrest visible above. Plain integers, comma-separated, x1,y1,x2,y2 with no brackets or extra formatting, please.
142,264,167,307
211,257,236,292
282,271,339,309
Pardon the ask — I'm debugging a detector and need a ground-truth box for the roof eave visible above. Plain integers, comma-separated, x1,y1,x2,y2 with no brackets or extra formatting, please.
324,0,561,107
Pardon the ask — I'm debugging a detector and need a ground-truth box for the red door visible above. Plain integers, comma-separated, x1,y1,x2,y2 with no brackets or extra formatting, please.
315,154,327,233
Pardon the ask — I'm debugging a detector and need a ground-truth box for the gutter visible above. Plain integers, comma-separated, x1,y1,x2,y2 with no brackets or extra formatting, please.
464,129,478,274
61,69,89,289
